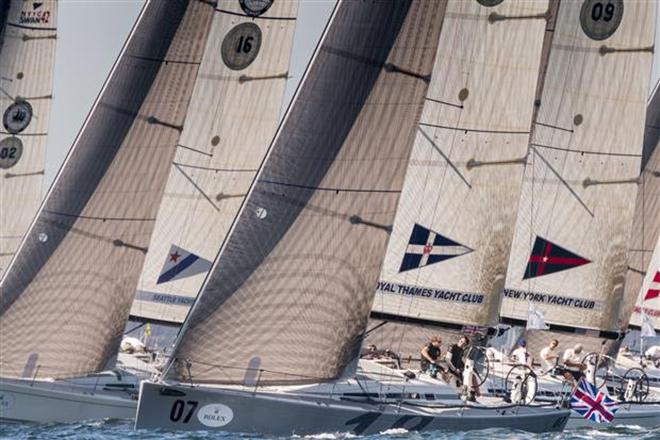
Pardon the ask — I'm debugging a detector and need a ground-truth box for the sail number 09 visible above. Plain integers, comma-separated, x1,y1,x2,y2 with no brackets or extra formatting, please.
579,0,623,41
590,1,615,22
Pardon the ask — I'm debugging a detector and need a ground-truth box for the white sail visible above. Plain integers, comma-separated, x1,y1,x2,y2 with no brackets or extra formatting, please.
629,237,660,331
371,0,549,328
0,0,215,380
130,0,299,325
500,0,656,332
0,0,58,277
164,0,446,386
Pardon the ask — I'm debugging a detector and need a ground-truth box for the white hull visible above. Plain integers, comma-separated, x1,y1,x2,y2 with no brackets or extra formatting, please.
0,378,136,424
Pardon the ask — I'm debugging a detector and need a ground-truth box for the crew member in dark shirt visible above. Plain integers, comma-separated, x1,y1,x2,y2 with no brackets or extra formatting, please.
420,336,442,377
446,335,470,381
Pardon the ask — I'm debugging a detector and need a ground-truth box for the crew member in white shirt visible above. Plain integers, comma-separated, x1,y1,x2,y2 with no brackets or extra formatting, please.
511,339,532,367
562,343,585,385
539,339,559,372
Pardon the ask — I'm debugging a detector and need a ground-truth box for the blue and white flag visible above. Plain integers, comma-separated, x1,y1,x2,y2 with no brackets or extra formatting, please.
570,377,619,423
156,244,212,284
399,223,472,272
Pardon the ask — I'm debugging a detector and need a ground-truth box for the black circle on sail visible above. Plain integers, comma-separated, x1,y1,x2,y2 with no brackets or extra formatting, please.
476,0,504,7
221,23,263,71
3,100,33,134
579,0,623,41
0,136,23,169
239,0,274,17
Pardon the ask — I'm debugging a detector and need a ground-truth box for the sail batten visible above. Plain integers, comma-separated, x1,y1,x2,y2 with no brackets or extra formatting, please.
166,0,446,386
0,0,215,380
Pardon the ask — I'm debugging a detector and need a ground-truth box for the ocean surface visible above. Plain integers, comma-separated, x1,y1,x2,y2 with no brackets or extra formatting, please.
1,421,658,440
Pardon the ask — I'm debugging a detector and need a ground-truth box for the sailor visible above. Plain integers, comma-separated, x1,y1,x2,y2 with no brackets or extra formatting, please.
511,339,532,367
645,345,660,362
561,343,585,385
420,335,442,378
539,339,560,372
446,336,469,380
644,345,660,368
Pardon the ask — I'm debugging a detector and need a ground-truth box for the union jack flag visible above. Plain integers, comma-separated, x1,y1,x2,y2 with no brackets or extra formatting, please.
570,377,619,423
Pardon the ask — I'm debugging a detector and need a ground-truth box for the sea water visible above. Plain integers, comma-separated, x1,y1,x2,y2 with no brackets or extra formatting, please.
1,420,658,440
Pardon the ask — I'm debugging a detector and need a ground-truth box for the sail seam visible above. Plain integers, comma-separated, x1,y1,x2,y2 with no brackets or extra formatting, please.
42,210,156,222
418,122,529,135
531,142,641,158
7,22,56,31
259,179,401,194
215,8,296,21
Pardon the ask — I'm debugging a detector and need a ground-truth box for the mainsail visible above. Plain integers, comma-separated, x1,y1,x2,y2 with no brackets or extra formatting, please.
166,0,446,385
130,0,299,325
500,0,656,333
623,84,660,331
0,0,58,277
0,0,215,380
370,0,549,334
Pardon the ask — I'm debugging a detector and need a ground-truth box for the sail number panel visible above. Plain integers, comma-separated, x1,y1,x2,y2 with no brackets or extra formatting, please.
221,23,262,71
239,0,273,17
3,100,33,134
476,0,504,7
0,137,23,169
580,0,623,41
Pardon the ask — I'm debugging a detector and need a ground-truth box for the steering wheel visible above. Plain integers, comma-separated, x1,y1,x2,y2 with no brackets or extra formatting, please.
617,367,650,402
581,351,612,390
464,346,490,387
504,364,537,405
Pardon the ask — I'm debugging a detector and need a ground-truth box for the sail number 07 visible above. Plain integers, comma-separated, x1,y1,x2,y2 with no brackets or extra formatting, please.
169,399,198,423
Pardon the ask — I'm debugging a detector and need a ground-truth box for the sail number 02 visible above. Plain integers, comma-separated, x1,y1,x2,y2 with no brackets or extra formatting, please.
0,146,17,159
169,399,198,423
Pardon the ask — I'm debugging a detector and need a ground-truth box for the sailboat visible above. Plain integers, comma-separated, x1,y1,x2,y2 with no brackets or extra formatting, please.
494,0,660,428
135,1,570,434
129,0,298,332
0,0,58,278
0,0,216,423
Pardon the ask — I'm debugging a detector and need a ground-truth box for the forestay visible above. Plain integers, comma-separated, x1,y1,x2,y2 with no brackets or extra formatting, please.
167,0,446,386
0,0,215,380
131,0,299,325
0,0,57,278
371,0,548,329
500,0,656,332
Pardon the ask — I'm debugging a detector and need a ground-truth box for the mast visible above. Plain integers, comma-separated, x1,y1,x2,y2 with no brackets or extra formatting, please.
500,0,656,344
368,0,550,353
130,0,299,326
0,0,58,278
0,0,215,380
164,0,446,386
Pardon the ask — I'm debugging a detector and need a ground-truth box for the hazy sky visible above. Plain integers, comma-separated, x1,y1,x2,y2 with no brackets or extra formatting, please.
45,0,336,187
45,1,660,189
